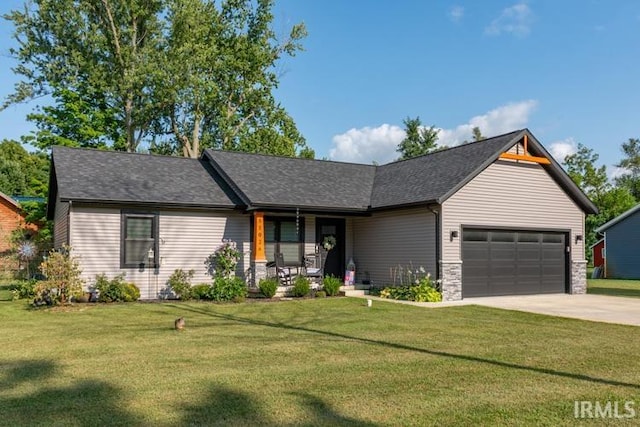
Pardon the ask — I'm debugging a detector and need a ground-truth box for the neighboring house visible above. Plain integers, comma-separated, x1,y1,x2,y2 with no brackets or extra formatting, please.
0,191,33,253
590,239,605,268
47,129,597,300
595,204,640,279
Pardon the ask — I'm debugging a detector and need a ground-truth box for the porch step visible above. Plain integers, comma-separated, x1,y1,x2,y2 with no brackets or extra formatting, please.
341,289,368,297
340,284,371,297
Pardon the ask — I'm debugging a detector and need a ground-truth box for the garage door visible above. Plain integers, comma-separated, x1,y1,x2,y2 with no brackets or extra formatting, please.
462,229,567,297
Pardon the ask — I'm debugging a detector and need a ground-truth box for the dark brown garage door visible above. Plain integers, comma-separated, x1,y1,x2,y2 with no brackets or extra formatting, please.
462,229,567,297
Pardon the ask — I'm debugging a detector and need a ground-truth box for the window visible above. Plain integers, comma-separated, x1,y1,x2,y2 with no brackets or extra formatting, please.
121,212,158,268
263,217,305,264
542,233,562,243
463,230,488,242
492,231,515,242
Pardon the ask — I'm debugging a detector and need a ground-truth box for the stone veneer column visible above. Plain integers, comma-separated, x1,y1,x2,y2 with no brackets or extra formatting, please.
440,260,463,301
571,260,587,294
252,260,267,288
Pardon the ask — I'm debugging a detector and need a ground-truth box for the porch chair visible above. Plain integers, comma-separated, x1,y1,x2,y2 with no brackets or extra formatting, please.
274,252,294,286
304,247,328,285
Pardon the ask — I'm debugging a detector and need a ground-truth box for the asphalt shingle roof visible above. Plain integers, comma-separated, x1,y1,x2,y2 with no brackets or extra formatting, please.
371,130,522,208
203,150,376,211
49,129,598,216
51,146,240,208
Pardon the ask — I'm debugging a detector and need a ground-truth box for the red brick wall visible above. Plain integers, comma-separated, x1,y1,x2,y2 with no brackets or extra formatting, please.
0,198,30,252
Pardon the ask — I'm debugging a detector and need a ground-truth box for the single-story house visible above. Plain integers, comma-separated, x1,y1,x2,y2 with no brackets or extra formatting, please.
595,203,640,279
47,129,597,300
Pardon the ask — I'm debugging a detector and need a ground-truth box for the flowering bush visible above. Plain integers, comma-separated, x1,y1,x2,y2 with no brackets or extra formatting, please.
379,269,441,303
206,241,241,278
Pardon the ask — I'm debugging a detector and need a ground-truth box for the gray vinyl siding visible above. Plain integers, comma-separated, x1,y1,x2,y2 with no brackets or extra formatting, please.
304,216,316,255
604,211,640,278
53,196,69,248
352,208,436,286
441,159,585,262
69,206,249,299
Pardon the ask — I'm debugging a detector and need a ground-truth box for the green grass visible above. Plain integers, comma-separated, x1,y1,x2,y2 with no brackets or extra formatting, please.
588,278,640,298
1,298,640,426
0,286,11,301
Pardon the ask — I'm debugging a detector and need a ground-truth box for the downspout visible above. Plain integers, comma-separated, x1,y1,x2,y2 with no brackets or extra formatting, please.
427,205,440,282
66,200,72,247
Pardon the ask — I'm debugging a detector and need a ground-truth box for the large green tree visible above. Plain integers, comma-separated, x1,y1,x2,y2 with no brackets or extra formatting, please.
0,140,49,197
615,137,640,200
396,116,439,160
564,143,636,252
4,0,164,152
4,0,311,158
159,0,311,158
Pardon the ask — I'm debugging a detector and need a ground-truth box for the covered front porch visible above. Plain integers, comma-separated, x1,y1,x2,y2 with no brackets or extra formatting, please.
246,207,438,294
249,211,353,287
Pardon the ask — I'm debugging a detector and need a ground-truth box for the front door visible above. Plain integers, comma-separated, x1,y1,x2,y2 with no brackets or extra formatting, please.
316,218,345,279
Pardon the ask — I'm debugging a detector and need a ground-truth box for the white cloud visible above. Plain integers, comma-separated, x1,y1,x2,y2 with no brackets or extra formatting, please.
608,166,630,180
548,138,578,162
437,100,538,147
329,124,405,164
449,6,464,22
485,2,533,37
328,100,538,164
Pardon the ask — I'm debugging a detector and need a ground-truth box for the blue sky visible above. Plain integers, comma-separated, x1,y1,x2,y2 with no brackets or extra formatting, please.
1,0,639,176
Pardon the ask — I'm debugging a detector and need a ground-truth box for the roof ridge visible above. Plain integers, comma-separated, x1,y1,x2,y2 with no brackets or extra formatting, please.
53,146,203,162
381,129,525,166
204,148,378,168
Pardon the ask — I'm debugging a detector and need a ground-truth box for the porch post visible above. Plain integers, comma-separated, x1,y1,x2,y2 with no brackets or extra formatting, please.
251,212,267,286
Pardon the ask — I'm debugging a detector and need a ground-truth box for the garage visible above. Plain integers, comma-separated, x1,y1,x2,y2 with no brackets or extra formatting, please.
462,228,568,297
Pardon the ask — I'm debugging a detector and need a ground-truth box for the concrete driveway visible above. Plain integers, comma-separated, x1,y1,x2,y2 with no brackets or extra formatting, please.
463,293,640,327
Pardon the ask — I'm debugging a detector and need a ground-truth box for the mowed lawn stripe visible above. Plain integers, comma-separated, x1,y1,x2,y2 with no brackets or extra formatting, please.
1,298,639,426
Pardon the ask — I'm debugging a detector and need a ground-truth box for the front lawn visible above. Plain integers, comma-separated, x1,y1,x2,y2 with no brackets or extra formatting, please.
1,298,639,425
588,278,640,298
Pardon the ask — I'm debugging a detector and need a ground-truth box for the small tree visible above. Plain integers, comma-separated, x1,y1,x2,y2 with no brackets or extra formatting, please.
36,246,84,305
205,241,241,278
396,116,439,160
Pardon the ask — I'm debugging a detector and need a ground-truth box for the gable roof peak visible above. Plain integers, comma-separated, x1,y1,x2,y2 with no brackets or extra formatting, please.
385,128,526,166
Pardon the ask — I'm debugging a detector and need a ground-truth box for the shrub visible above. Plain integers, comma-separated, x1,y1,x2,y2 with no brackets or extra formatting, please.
322,275,341,296
95,274,140,303
258,278,278,298
379,276,441,303
315,290,327,298
209,275,247,302
191,283,212,300
410,278,442,302
123,283,141,302
9,279,37,300
205,242,241,278
35,246,84,306
167,269,195,300
292,275,310,297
